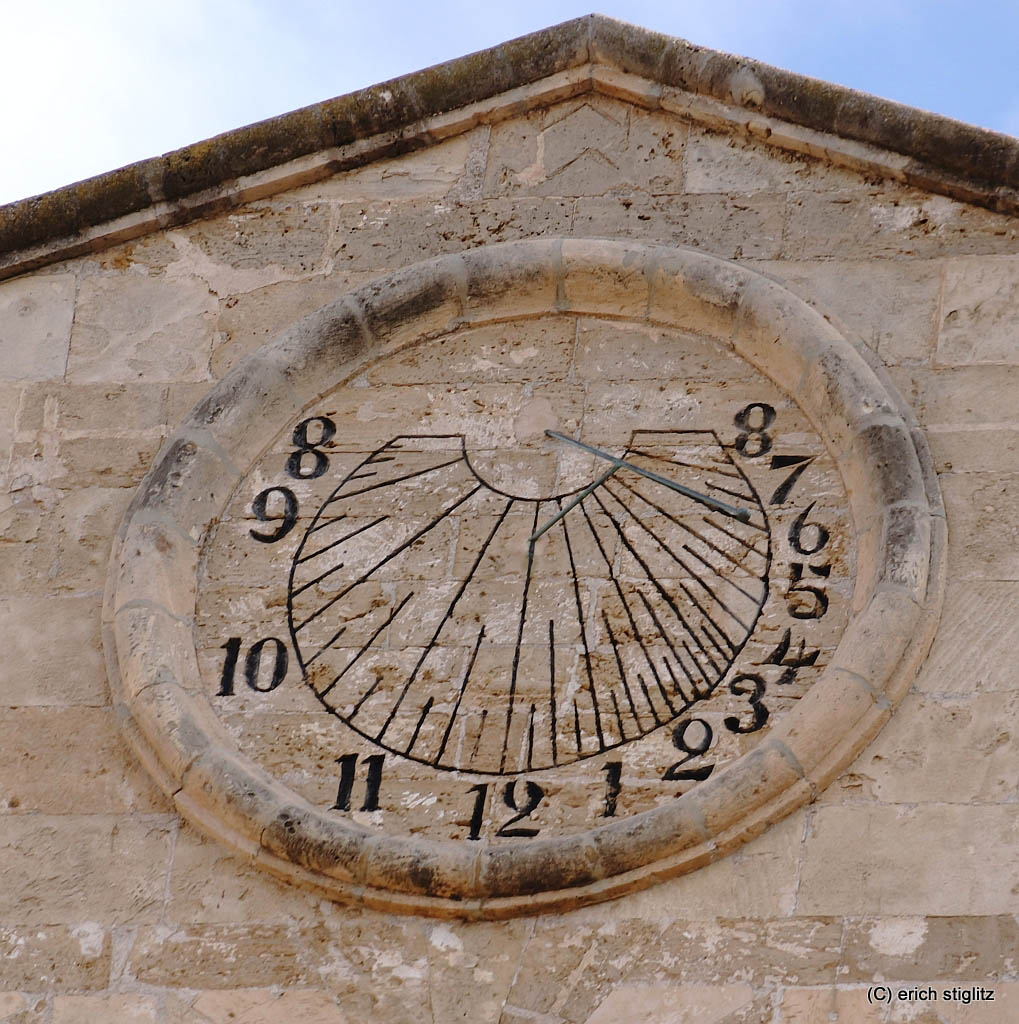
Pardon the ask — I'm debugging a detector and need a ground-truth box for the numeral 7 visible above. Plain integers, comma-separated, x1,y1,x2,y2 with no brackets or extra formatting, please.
768,455,815,505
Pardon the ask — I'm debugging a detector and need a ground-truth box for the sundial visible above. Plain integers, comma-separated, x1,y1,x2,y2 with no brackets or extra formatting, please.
106,239,944,916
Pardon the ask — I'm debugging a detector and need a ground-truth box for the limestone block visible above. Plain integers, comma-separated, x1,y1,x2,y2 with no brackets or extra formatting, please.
611,810,805,920
180,201,331,276
423,919,533,1024
51,995,157,1024
0,273,75,381
0,707,169,814
941,473,1019,580
2,596,108,706
302,910,434,1023
822,691,1019,804
573,193,785,260
0,925,111,990
167,824,320,924
684,130,862,194
583,983,756,1024
508,913,840,1019
186,989,349,1024
9,432,163,490
329,197,574,272
129,924,314,988
67,269,216,384
783,189,1019,259
938,256,1019,365
15,381,170,434
890,365,1019,472
915,581,1019,694
483,97,687,199
211,273,375,377
0,994,43,1022
362,317,575,386
573,318,752,383
296,132,477,202
751,259,941,364
840,915,1019,982
797,804,1019,915
0,486,132,595
778,987,883,1023
0,815,172,924
0,384,22,476
928,983,1019,1023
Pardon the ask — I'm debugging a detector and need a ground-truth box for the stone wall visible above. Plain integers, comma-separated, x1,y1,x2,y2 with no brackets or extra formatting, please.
1,84,1017,1023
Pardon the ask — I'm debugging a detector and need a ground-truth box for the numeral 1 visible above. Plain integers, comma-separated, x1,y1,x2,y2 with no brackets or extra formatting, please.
602,761,622,817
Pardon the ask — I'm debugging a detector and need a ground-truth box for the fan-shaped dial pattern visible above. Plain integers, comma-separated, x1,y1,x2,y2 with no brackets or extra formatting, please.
289,431,769,775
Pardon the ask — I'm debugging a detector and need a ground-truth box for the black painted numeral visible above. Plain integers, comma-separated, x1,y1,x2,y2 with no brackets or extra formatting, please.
662,718,715,782
724,673,769,734
332,753,384,812
788,502,830,556
465,780,546,839
734,402,776,458
602,761,622,817
762,627,820,685
786,563,830,619
768,454,815,504
497,780,545,838
467,783,489,841
217,637,288,694
286,416,336,480
249,486,299,543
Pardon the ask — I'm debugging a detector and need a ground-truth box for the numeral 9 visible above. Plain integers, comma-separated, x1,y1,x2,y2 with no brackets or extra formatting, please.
249,486,299,543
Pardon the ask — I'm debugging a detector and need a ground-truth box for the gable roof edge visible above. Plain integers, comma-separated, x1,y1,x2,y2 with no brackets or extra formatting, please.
1,13,1017,282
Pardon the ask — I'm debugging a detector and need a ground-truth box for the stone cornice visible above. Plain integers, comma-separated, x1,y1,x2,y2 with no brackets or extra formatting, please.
2,13,1017,281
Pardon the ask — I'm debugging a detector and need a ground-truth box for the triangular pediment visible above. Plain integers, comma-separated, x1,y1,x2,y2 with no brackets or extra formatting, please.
2,13,1017,281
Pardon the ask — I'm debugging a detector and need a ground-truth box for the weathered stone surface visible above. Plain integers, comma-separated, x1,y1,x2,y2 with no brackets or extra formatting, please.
753,259,941,364
3,596,109,705
938,256,1019,365
573,191,785,259
0,925,111,991
0,274,75,381
822,691,1019,804
51,995,157,1024
0,487,133,595
797,805,1019,915
783,189,1019,259
941,473,1019,579
67,269,216,383
0,815,172,924
840,916,1019,982
915,581,1019,694
184,989,349,1024
685,130,861,194
0,708,168,814
0,994,47,1023
778,987,883,1023
129,924,313,988
484,97,687,199
168,824,321,924
583,982,757,1023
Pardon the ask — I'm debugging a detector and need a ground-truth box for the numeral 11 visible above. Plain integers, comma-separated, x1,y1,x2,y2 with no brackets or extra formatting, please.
333,753,384,812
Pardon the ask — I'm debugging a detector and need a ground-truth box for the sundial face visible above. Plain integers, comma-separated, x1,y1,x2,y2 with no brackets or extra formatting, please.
196,313,852,844
108,240,942,914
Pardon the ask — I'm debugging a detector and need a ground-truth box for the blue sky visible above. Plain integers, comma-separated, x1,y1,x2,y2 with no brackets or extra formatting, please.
2,0,1017,205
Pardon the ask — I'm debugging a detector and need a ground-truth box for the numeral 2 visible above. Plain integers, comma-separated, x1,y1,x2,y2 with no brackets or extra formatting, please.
466,780,546,840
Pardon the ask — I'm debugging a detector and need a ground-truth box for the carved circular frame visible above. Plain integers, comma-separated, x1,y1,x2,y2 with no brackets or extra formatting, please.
104,238,946,918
